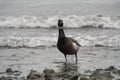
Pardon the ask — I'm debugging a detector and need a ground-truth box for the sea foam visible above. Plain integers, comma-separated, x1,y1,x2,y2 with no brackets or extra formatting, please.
0,15,120,29
0,35,120,48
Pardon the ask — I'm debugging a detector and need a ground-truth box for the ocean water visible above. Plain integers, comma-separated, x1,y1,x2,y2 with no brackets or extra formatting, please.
0,15,120,47
0,24,120,77
0,0,120,78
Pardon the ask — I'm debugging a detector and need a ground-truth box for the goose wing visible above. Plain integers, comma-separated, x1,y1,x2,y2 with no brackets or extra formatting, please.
67,37,81,47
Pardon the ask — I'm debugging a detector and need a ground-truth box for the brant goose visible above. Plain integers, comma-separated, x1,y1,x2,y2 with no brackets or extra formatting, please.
57,19,80,64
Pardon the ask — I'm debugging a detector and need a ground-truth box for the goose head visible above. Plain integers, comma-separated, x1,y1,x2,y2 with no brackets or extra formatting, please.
58,19,64,27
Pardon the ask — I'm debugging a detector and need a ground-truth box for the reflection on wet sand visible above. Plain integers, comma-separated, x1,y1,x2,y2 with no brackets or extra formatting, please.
57,63,79,79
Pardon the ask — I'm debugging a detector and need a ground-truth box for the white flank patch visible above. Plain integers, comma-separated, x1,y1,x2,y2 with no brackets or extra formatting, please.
72,42,79,51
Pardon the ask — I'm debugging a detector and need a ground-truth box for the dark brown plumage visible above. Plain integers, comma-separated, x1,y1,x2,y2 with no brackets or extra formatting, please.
57,19,80,64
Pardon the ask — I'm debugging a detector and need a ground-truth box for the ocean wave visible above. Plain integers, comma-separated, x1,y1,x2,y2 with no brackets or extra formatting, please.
0,15,120,29
0,35,120,48
0,36,56,48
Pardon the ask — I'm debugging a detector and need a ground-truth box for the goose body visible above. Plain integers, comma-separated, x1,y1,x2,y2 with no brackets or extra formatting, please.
57,19,80,64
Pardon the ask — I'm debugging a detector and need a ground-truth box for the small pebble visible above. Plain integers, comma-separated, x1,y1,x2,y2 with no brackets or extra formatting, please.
69,75,78,80
80,77,89,80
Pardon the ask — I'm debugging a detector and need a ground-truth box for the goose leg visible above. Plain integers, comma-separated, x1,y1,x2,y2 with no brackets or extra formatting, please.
75,54,78,64
64,54,67,63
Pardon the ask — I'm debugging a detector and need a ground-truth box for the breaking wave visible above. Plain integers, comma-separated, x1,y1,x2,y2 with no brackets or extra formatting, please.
0,35,120,48
0,15,120,29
